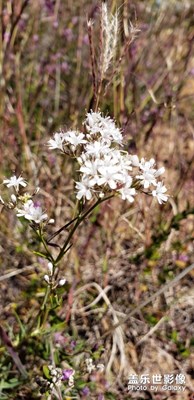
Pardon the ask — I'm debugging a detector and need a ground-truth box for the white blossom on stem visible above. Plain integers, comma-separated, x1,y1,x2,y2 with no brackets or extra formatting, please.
118,177,136,202
75,179,93,201
97,164,123,189
17,200,48,223
136,158,165,189
47,132,65,151
152,182,168,204
64,130,87,149
3,175,27,192
85,111,123,144
85,140,110,157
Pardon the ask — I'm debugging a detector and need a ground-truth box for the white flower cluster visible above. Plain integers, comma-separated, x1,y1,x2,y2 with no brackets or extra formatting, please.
1,175,49,224
48,365,63,388
48,111,168,205
85,358,105,374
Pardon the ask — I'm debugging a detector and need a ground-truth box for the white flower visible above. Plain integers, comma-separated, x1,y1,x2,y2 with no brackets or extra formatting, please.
80,159,100,185
118,176,136,202
96,363,105,372
17,199,48,223
118,152,132,171
136,158,162,189
85,111,102,134
48,132,65,151
119,186,136,202
75,179,93,200
85,358,96,374
85,140,110,157
97,164,123,189
85,111,123,144
129,154,139,167
152,182,168,204
3,175,27,192
155,166,165,177
64,130,87,149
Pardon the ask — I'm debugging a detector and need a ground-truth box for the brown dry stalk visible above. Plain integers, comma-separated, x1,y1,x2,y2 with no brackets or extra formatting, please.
87,19,97,103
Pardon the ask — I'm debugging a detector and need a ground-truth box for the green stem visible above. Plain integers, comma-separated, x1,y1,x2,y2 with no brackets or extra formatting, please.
32,195,113,331
38,285,50,329
47,215,80,243
33,226,54,263
41,285,50,311
55,195,113,264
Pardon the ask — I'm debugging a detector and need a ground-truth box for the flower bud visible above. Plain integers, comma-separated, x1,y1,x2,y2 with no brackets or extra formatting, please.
0,196,5,204
48,262,53,275
11,194,17,204
44,274,50,284
48,218,55,224
58,278,66,286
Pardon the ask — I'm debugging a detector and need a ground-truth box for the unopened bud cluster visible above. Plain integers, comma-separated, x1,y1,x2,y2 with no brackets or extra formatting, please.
85,357,105,374
44,262,66,288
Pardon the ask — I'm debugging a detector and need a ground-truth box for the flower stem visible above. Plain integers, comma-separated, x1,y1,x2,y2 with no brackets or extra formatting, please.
55,195,113,264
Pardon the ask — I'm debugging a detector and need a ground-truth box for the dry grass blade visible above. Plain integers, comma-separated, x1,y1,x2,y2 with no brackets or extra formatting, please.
103,262,194,337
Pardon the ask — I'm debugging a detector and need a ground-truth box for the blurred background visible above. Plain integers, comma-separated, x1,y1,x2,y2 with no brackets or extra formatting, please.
0,0,193,399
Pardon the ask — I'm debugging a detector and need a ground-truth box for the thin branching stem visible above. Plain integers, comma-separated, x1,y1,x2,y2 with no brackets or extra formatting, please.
55,195,113,264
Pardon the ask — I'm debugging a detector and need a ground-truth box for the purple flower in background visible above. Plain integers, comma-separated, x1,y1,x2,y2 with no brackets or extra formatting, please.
18,19,26,30
72,16,78,25
189,68,194,75
92,344,98,351
81,386,90,396
70,340,76,349
54,332,66,345
33,34,39,43
61,61,70,72
62,369,74,380
53,20,59,29
45,0,54,13
4,32,10,45
63,28,74,42
178,254,189,262
83,34,89,45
